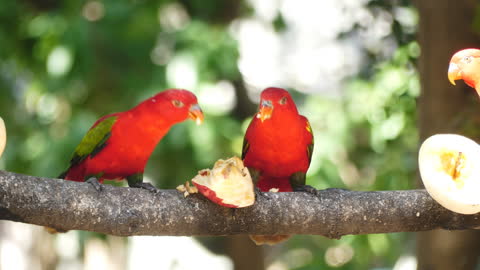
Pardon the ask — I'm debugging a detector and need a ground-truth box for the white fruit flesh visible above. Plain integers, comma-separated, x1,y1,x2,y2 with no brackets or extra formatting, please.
0,117,5,158
176,181,198,197
419,134,480,214
192,157,255,208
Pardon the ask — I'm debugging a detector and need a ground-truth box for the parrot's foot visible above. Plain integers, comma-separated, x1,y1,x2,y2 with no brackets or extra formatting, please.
130,182,158,193
254,187,271,200
293,185,318,196
86,177,103,192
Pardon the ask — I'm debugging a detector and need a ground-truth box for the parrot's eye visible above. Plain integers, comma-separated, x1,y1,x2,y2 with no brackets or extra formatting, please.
172,100,184,108
463,56,473,63
279,96,287,105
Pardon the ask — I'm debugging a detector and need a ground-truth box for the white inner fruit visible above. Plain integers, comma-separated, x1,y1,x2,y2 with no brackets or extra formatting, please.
419,134,480,214
192,157,255,208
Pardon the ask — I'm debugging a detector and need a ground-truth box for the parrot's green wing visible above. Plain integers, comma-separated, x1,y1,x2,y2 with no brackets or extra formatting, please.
69,114,118,167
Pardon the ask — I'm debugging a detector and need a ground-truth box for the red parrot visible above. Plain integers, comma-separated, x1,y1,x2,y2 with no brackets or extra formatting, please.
59,89,204,192
242,87,314,245
448,48,480,95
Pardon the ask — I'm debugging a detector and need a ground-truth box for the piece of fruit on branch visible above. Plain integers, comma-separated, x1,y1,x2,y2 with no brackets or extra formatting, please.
191,156,255,208
176,181,198,197
419,134,480,214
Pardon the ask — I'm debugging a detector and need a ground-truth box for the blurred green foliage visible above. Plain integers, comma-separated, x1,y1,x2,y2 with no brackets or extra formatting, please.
0,0,419,269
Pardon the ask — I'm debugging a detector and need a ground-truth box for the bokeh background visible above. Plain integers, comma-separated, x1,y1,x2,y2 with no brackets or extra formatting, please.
1,0,480,269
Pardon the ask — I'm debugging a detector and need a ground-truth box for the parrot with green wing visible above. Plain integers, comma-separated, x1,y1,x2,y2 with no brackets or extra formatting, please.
59,89,204,192
242,87,315,245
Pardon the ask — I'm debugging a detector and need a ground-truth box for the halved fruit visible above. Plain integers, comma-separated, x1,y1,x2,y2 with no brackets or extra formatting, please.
192,156,255,208
418,134,480,214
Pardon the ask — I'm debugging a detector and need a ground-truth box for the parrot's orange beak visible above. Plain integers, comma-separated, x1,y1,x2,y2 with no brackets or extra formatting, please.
257,100,273,122
448,62,462,85
189,104,204,125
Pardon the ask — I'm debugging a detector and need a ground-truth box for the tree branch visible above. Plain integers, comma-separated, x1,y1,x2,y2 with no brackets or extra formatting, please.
0,170,478,238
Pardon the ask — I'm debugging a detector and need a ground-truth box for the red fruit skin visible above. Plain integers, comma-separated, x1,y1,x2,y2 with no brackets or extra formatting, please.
192,182,240,208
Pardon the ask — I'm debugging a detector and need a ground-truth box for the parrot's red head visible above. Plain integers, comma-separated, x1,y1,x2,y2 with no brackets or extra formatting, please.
448,48,480,94
147,89,204,125
256,87,298,122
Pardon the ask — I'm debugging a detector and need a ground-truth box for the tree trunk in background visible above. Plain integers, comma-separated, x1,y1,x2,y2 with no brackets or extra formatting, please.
225,236,265,270
415,0,480,269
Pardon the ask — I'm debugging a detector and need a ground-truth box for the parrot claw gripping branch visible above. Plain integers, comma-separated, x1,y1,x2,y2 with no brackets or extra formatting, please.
85,177,103,192
293,184,319,196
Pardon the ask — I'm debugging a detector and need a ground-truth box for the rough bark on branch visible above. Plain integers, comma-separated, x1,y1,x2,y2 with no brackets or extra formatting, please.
0,170,478,238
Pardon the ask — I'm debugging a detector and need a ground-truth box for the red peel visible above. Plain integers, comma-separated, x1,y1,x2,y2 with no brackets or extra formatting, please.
191,157,255,208
193,182,239,208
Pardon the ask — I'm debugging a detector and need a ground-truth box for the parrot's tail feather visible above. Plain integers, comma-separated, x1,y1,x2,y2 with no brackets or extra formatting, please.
58,171,67,179
249,234,291,245
58,164,87,182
